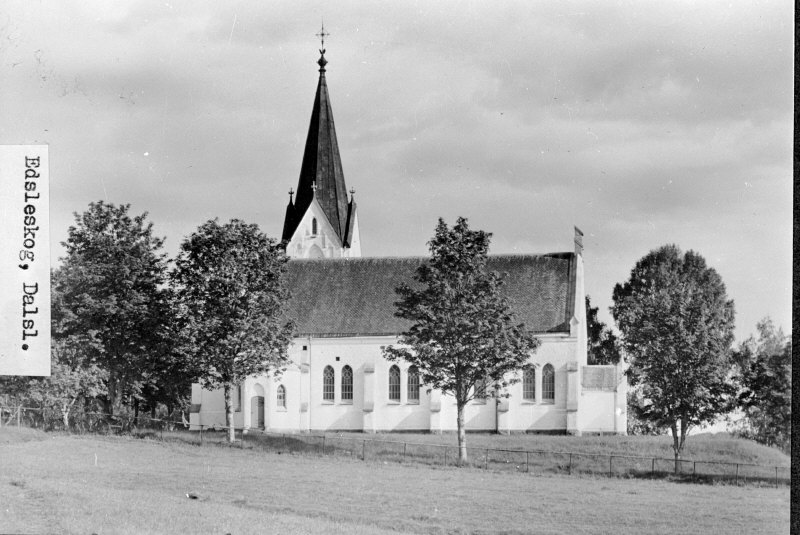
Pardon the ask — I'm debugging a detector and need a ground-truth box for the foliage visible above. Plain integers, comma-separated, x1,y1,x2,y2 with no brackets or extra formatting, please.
172,219,295,442
383,217,539,462
53,201,173,415
625,388,660,436
731,318,791,452
585,295,622,365
611,244,736,468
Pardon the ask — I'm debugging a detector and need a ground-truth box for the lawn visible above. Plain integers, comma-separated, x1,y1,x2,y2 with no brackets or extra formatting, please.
0,427,790,534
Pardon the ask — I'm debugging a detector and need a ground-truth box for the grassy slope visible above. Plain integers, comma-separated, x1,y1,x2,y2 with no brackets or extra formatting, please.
328,431,790,465
0,428,789,535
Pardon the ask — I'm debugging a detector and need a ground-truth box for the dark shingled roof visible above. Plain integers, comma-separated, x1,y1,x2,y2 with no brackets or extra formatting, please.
285,253,576,337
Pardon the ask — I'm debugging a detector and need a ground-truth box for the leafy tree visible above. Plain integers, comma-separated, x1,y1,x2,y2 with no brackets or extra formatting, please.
612,244,735,470
53,202,173,416
172,219,295,443
732,318,791,451
383,217,539,463
585,295,622,365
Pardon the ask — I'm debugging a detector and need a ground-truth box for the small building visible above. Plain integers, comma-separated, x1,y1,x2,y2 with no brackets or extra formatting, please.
189,43,626,435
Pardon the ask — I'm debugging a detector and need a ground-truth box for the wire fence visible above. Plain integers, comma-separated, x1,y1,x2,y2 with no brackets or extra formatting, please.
0,405,789,488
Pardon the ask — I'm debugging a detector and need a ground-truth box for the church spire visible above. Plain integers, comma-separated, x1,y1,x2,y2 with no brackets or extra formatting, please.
282,25,352,246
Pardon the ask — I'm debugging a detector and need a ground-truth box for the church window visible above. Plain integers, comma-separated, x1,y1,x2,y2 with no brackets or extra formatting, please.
234,385,241,412
407,366,420,403
323,365,335,401
542,364,555,403
312,218,318,235
388,365,401,402
523,366,536,401
341,365,353,403
473,377,488,404
277,385,286,409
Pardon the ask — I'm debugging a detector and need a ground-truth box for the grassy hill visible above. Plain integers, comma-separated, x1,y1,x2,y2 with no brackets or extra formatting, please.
0,428,789,535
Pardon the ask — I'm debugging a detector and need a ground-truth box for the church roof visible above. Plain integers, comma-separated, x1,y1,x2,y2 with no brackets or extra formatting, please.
284,253,577,337
283,49,352,244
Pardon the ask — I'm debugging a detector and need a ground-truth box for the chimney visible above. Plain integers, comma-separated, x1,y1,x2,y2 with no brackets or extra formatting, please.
574,226,584,256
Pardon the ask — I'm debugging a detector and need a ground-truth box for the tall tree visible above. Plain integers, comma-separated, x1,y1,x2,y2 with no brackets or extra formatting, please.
733,318,791,451
383,217,539,463
172,219,295,443
612,244,735,470
585,295,622,365
54,202,172,416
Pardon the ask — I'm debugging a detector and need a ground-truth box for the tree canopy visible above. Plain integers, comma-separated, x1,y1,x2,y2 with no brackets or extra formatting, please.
53,201,173,416
732,318,791,451
172,219,295,442
585,295,622,365
612,244,735,467
384,217,539,462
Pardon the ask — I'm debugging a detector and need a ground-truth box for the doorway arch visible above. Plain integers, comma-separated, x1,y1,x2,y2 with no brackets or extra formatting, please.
251,384,265,429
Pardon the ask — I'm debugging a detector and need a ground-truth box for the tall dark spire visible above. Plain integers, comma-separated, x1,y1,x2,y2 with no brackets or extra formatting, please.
282,27,352,245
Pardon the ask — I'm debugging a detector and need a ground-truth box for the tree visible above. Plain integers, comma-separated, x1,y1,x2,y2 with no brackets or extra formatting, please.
732,318,791,451
383,217,539,463
54,202,173,416
172,219,295,443
611,244,735,470
585,295,622,365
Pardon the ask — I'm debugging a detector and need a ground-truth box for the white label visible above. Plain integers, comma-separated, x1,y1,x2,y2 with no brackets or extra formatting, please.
0,145,51,376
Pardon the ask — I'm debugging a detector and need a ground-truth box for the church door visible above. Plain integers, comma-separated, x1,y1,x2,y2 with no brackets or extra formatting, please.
251,396,265,429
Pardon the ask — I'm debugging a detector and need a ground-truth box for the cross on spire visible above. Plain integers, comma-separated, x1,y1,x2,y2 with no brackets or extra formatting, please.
316,22,329,49
288,187,294,201
311,181,318,195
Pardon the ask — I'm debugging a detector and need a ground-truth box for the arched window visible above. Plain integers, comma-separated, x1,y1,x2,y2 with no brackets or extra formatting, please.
523,366,536,401
323,365,335,401
277,385,286,408
341,365,353,403
407,366,420,404
388,365,401,401
542,364,555,403
473,377,488,404
312,218,318,235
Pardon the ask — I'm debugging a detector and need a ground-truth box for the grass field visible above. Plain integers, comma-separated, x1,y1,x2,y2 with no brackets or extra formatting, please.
0,427,789,534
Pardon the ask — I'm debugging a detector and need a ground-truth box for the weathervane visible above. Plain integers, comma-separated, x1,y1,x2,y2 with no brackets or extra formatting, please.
316,22,329,71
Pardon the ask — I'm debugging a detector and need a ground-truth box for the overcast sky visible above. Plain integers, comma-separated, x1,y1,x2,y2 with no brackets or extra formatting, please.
1,1,792,341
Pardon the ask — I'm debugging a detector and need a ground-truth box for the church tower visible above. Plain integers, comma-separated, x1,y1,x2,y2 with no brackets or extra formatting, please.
282,29,361,259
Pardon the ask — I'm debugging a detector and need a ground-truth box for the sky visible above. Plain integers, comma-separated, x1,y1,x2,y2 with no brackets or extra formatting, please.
1,1,793,342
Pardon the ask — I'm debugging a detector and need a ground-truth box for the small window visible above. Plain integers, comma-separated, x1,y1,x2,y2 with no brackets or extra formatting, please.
523,366,536,401
473,377,488,404
341,365,353,403
277,385,286,409
542,364,555,403
389,365,401,402
312,218,318,235
234,385,241,412
323,365,335,402
407,366,420,404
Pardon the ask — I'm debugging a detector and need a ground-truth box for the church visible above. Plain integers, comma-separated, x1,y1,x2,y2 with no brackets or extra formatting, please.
190,41,627,435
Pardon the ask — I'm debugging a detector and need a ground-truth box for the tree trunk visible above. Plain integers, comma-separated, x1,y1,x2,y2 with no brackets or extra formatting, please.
224,383,235,443
671,422,680,473
457,403,467,464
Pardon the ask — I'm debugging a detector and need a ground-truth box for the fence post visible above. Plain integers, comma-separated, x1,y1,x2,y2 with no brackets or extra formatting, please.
403,442,407,462
775,467,778,489
485,449,489,470
568,453,572,475
444,447,448,467
735,464,739,486
526,451,529,473
693,461,696,476
283,433,287,451
17,405,21,428
362,439,366,461
322,435,326,455
609,455,613,476
160,421,164,441
200,425,204,445
651,457,655,475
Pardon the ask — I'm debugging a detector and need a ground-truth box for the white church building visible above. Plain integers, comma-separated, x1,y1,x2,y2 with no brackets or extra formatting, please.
189,44,627,435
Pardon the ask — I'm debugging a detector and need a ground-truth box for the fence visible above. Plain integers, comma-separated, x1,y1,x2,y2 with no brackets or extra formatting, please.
1,406,789,488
